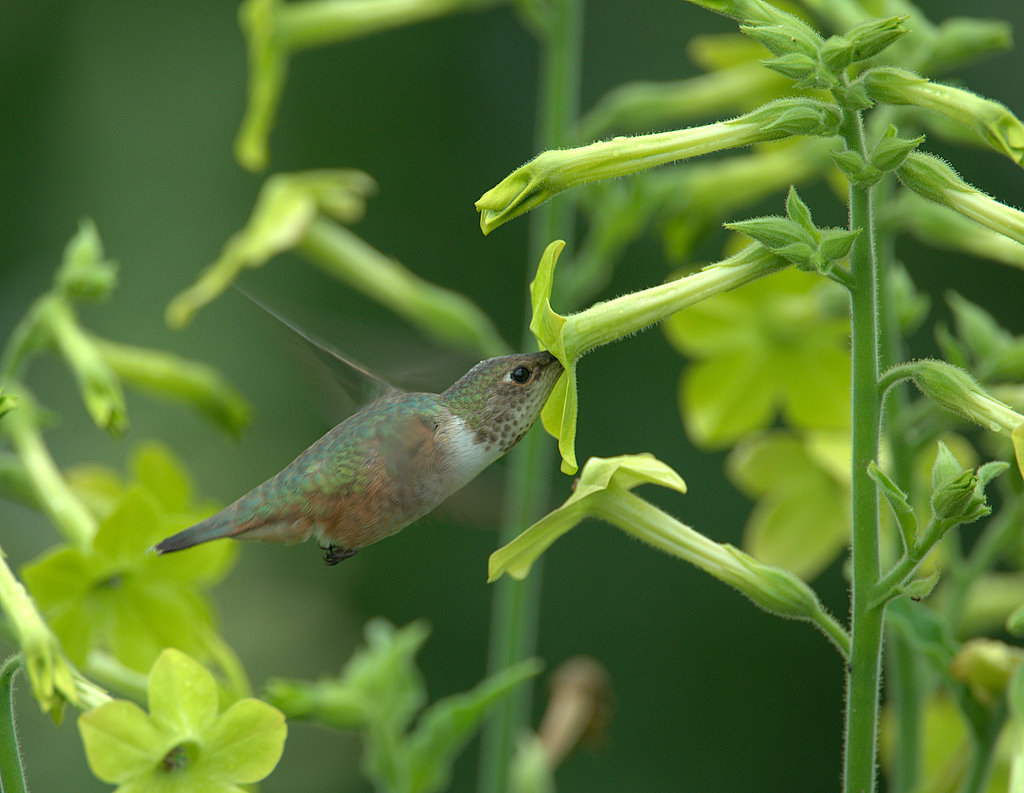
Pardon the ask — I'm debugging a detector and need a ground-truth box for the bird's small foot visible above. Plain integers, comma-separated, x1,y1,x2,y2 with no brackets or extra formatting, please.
323,545,358,566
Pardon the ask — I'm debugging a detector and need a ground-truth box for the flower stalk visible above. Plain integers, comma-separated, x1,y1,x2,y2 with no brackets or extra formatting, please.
841,103,885,793
0,394,97,550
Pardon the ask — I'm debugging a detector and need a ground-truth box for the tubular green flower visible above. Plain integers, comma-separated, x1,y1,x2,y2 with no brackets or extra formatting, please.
898,358,1024,479
488,454,849,657
477,98,841,234
298,219,509,357
34,296,127,436
865,67,1024,166
910,359,1023,435
91,339,252,437
575,65,789,140
895,193,1024,270
897,152,1024,245
167,171,506,357
531,240,789,473
54,218,119,301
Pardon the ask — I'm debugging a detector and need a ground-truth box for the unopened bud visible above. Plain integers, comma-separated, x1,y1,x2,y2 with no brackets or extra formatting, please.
950,638,1023,705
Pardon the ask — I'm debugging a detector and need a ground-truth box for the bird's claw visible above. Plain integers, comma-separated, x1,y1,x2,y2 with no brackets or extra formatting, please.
323,545,358,566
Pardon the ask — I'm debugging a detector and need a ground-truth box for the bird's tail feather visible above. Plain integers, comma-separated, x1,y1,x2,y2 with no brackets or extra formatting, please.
150,511,238,554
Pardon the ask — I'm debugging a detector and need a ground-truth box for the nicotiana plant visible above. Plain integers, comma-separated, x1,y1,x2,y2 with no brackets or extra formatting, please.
3,1,1024,792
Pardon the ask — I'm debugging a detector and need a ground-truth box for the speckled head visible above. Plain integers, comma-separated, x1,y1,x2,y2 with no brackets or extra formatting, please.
442,350,563,454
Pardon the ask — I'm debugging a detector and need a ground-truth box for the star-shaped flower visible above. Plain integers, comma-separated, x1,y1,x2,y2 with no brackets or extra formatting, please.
79,648,286,793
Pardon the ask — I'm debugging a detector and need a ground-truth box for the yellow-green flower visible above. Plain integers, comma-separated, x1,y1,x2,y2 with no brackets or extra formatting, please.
22,444,236,675
664,267,850,448
79,648,286,793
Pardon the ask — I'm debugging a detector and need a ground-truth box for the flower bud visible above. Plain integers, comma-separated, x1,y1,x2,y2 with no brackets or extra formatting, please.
950,638,1023,705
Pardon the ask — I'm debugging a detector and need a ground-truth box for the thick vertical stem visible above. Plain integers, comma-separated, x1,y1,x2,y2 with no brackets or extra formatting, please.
842,110,885,793
876,181,921,793
0,656,28,793
477,2,582,792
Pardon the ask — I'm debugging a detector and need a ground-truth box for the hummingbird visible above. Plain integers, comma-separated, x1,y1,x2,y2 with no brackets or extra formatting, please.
152,348,563,564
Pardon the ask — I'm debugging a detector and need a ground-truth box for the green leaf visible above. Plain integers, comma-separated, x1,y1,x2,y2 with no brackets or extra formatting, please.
826,16,907,69
784,186,814,232
725,216,815,252
818,228,861,262
870,127,924,173
867,461,917,550
901,569,940,601
406,659,542,793
829,148,881,188
266,619,537,793
738,18,821,58
760,52,818,82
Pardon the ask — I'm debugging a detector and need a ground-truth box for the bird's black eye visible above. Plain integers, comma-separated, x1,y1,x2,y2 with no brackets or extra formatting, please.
510,365,532,384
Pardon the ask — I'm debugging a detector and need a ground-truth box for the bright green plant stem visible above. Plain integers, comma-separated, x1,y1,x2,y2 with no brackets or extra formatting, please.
1,395,96,550
477,2,581,792
0,655,27,793
842,106,884,793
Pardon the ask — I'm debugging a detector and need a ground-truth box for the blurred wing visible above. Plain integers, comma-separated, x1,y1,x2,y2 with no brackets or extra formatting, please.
234,285,396,405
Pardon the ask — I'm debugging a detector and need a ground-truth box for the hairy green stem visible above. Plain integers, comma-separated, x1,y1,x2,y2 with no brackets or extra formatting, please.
0,655,28,793
477,1,581,791
842,106,884,793
876,179,921,793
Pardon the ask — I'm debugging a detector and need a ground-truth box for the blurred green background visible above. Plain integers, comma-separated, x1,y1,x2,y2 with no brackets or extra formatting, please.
2,1,1023,790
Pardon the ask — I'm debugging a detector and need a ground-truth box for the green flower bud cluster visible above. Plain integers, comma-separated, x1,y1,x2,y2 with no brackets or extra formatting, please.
726,186,860,275
831,125,925,188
